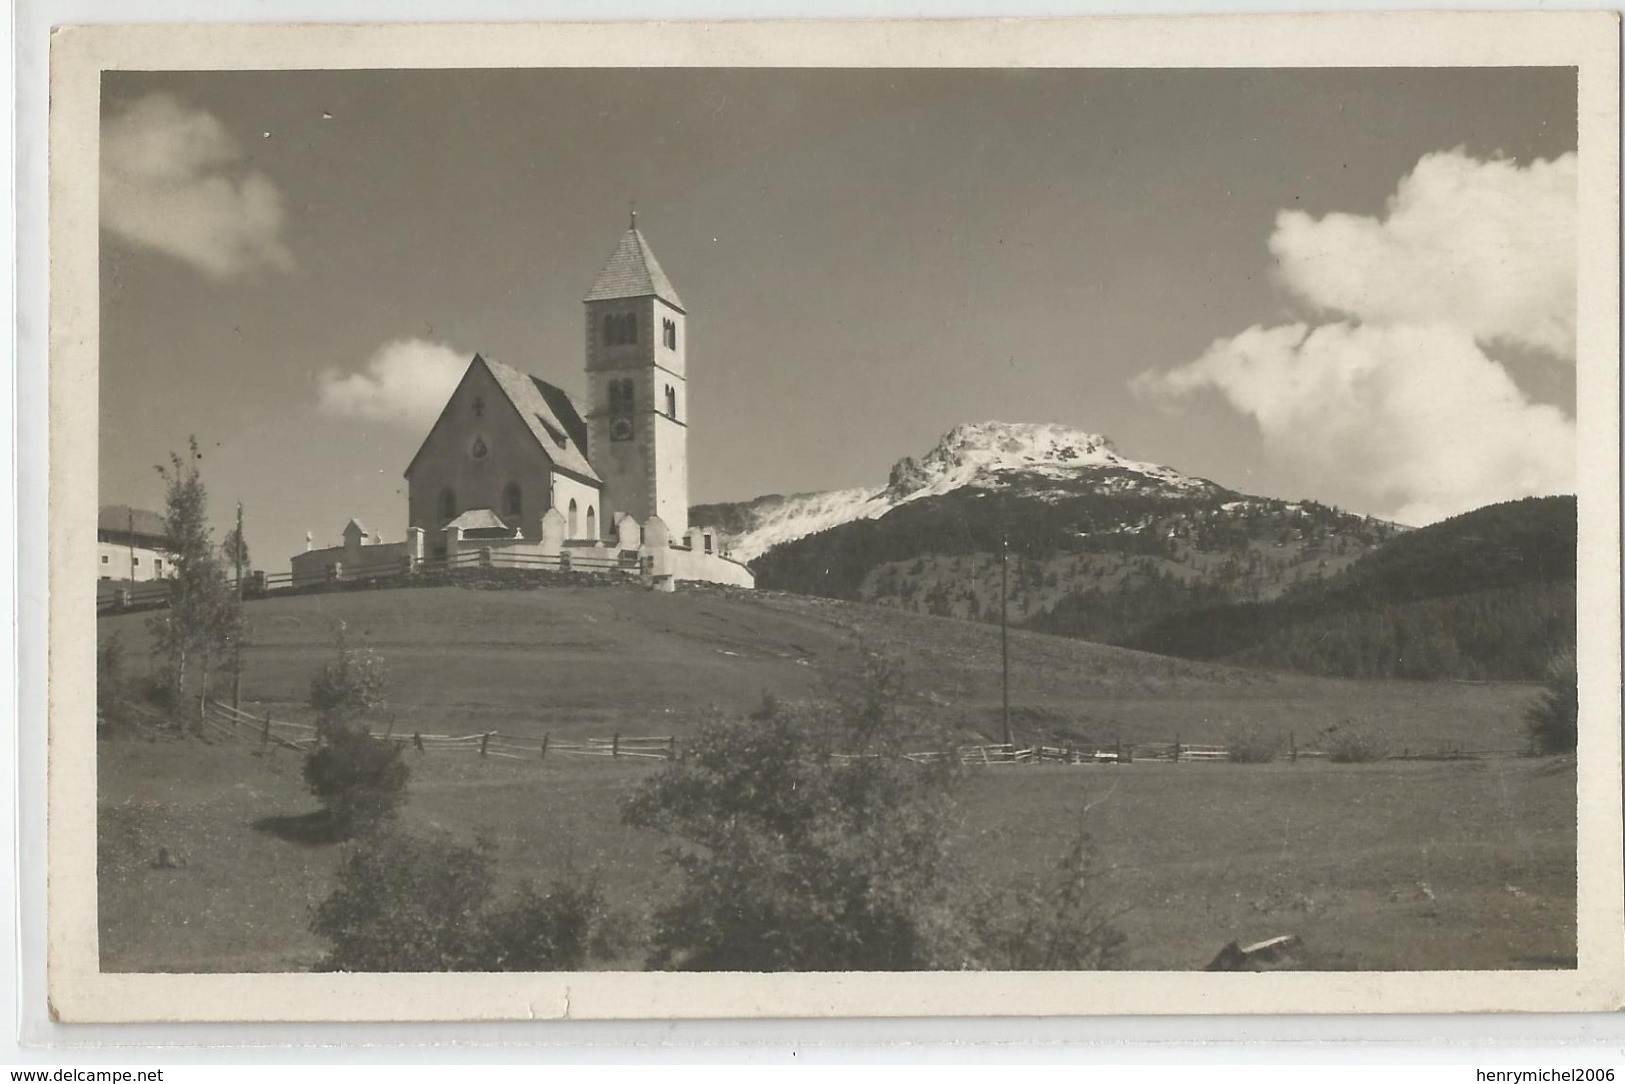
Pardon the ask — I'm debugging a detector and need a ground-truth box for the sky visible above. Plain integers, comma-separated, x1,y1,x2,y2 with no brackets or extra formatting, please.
99,67,1578,570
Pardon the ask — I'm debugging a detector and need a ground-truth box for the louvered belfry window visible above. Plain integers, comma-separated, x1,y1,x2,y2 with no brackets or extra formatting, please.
603,312,638,347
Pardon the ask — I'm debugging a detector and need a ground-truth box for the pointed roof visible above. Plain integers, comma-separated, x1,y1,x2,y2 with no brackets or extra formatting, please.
584,228,685,312
404,355,602,487
343,518,368,537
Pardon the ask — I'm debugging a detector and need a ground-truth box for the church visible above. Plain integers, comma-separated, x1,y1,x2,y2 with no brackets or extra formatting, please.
291,218,753,590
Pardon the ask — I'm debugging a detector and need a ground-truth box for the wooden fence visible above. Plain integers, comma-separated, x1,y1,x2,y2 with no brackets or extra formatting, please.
153,700,1529,767
195,700,682,763
97,548,642,616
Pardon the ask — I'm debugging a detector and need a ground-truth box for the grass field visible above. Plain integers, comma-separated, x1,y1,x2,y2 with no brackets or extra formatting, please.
96,581,1573,972
98,738,1576,973
98,582,1544,752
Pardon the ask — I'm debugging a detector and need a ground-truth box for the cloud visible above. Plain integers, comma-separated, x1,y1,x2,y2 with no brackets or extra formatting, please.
1134,321,1575,526
316,339,470,428
101,93,295,279
1270,149,1576,359
1134,150,1577,525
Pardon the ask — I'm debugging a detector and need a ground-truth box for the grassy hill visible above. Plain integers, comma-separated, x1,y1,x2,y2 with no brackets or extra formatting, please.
1119,496,1576,680
96,580,1571,974
100,578,1543,751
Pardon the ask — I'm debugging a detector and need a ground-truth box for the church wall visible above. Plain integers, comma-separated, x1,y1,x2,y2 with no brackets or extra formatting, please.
663,546,754,588
292,540,410,586
552,473,603,540
651,407,689,538
407,362,596,547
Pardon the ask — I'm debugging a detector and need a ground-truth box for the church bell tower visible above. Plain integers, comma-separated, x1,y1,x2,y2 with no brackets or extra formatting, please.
583,211,689,539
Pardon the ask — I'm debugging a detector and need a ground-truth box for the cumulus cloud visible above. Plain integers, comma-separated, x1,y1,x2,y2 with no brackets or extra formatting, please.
101,93,295,279
1134,322,1575,526
316,339,470,428
1271,149,1576,359
1135,150,1577,525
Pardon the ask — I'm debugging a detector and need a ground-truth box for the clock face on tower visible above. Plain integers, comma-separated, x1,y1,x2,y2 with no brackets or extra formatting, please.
610,416,634,442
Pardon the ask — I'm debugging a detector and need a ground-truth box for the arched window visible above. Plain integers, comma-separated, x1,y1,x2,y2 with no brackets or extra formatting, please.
502,482,522,519
586,506,597,541
662,318,677,350
612,378,634,415
568,498,579,538
603,312,639,347
437,487,456,525
665,385,677,420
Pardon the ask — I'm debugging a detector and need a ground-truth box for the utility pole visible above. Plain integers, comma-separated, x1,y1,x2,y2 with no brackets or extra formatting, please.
127,508,136,584
1000,524,1011,750
232,501,244,713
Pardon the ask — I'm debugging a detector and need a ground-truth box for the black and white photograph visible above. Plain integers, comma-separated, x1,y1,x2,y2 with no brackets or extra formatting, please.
44,15,1622,1021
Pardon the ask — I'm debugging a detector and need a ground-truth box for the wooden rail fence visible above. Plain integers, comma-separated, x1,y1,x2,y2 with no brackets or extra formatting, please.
174,702,1529,767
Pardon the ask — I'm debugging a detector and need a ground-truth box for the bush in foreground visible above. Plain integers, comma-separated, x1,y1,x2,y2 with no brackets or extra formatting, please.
623,649,1125,971
302,623,409,837
312,828,616,972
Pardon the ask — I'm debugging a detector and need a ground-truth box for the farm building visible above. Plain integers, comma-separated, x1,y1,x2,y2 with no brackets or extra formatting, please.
291,216,751,590
97,504,173,583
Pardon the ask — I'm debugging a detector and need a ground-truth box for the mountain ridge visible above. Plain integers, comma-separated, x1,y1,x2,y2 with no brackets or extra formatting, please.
697,420,1229,562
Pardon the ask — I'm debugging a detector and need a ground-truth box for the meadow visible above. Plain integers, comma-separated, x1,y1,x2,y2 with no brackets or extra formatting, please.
96,582,1573,972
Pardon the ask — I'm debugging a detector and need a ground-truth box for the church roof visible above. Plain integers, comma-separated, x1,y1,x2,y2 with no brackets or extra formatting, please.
583,228,685,312
403,355,602,487
476,357,603,485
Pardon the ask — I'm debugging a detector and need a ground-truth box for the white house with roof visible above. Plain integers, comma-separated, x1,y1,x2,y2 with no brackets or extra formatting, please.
98,504,174,583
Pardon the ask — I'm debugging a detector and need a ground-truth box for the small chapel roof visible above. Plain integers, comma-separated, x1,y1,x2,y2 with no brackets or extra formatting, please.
583,227,685,312
443,508,518,535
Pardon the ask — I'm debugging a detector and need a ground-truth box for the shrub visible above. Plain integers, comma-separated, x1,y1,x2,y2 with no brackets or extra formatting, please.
1324,724,1388,764
1525,650,1578,755
302,623,408,837
302,727,411,835
1225,724,1286,764
946,820,1127,971
623,646,1125,972
312,828,615,972
309,621,388,724
313,829,495,971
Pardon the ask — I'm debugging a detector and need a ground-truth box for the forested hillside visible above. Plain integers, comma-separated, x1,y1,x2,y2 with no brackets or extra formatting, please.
1117,496,1576,680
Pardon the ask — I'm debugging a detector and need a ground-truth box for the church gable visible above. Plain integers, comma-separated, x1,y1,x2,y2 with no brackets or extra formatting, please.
404,354,601,487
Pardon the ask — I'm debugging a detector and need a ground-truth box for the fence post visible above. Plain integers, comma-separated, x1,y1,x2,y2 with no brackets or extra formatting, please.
261,711,271,746
669,735,677,760
1115,738,1122,764
540,733,549,759
612,733,620,758
1173,735,1181,763
1290,732,1297,763
480,732,491,757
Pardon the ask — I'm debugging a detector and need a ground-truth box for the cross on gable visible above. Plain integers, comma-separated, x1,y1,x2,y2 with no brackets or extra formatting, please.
472,396,485,418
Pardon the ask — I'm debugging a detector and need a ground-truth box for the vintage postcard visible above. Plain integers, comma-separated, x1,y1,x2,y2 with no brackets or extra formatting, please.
45,14,1622,1022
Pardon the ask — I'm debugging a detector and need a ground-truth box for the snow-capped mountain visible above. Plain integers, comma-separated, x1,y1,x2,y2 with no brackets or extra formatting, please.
703,422,1222,562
